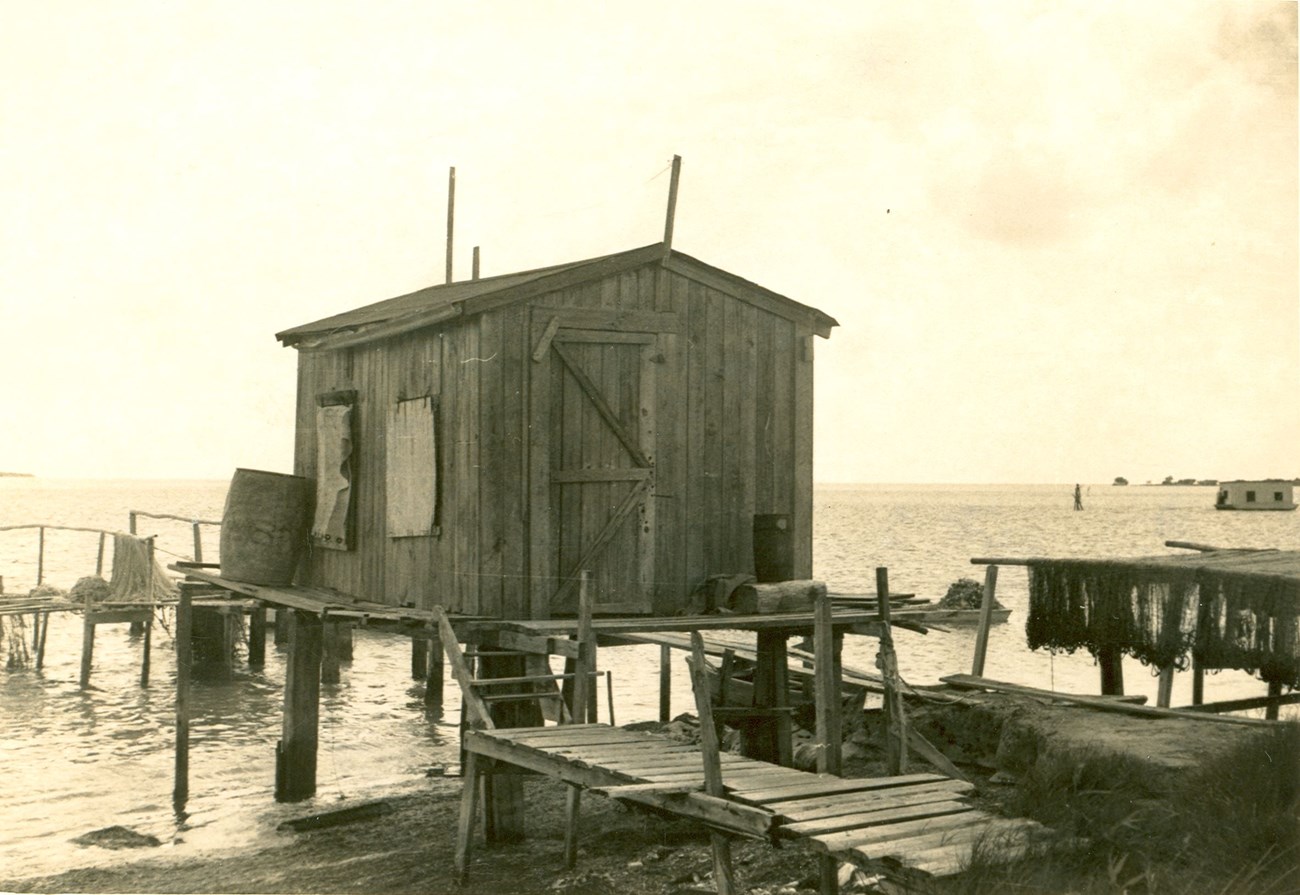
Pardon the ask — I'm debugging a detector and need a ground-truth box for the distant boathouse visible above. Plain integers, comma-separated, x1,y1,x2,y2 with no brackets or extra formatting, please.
1215,479,1296,511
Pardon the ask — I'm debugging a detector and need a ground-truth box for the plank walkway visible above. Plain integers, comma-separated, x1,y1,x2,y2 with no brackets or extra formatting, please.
461,723,1049,884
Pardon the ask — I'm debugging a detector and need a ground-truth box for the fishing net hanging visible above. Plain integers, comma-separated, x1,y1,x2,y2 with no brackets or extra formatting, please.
109,535,177,603
1027,560,1300,689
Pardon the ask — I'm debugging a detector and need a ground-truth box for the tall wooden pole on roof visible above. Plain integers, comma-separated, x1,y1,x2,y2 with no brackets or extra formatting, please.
446,166,456,284
472,246,480,280
662,155,681,262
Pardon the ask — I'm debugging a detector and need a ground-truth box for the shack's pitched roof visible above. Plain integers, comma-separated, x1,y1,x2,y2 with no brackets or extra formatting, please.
277,242,838,350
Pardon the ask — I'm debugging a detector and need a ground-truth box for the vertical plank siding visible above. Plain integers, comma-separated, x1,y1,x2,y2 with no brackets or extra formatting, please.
291,261,820,616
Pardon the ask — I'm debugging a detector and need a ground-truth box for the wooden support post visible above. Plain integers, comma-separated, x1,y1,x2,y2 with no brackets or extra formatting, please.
876,567,907,775
561,572,596,867
37,525,45,585
454,750,481,885
96,531,105,576
1266,680,1283,721
321,621,342,685
34,610,49,670
814,592,843,776
337,622,353,661
140,537,154,687
971,564,998,676
659,643,672,723
573,571,594,725
472,246,480,280
1156,666,1175,709
689,632,735,895
1192,656,1205,706
424,628,445,712
274,606,291,645
248,605,267,668
751,630,792,765
129,511,138,534
412,637,429,680
174,582,194,810
277,610,323,802
192,522,203,563
79,584,95,689
814,592,843,895
1099,644,1125,696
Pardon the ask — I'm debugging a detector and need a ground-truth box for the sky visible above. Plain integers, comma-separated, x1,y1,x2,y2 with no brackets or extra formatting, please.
1,1,1295,484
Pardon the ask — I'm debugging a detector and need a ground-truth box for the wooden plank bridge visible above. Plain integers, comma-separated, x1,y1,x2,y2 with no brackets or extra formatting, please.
458,723,1048,887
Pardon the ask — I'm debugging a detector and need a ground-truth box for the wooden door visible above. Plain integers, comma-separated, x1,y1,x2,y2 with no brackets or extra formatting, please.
530,324,656,616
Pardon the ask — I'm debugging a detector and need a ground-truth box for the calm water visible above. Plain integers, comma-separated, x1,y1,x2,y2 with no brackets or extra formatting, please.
1,479,1296,878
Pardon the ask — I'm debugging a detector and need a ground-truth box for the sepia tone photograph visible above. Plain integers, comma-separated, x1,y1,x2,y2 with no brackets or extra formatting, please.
1,2,1296,893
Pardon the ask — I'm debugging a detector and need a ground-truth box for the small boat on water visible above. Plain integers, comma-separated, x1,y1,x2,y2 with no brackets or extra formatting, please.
922,607,1013,625
1214,480,1297,511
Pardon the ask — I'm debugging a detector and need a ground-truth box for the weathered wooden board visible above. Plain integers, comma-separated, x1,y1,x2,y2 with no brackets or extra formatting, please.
770,779,976,821
734,773,952,805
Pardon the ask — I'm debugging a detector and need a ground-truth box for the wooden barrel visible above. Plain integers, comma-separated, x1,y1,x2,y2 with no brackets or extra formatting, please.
218,469,311,585
752,513,793,583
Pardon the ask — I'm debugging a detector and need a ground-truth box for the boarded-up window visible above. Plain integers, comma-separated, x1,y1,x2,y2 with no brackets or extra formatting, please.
386,396,438,537
312,398,355,550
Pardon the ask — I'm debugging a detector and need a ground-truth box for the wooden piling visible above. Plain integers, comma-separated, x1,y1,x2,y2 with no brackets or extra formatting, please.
750,630,792,765
96,532,106,576
174,581,194,809
248,605,267,667
192,522,203,563
572,571,593,725
140,537,154,688
1099,645,1125,696
659,643,672,723
1191,657,1205,706
970,564,998,676
813,592,843,895
274,606,291,644
79,582,95,689
321,620,342,685
1266,680,1283,721
34,610,49,670
277,610,323,802
37,525,45,585
424,628,444,711
412,637,429,680
1156,666,1175,708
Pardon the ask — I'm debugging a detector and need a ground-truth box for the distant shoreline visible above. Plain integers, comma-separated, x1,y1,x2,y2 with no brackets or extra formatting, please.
0,472,33,478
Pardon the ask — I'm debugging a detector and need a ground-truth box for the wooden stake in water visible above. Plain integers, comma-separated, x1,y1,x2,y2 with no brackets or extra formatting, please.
971,564,999,676
174,582,194,810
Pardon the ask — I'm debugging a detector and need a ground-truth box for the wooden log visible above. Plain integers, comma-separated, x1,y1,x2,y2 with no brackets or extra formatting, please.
96,532,106,577
277,800,393,832
37,526,45,585
690,632,736,895
970,565,998,676
941,674,1276,726
730,580,827,614
277,610,323,802
174,582,194,809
